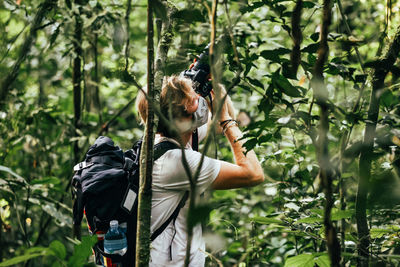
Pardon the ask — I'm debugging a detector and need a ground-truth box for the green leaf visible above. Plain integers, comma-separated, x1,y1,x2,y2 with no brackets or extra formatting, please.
49,240,66,260
302,43,320,53
303,1,316,8
314,254,331,267
331,209,353,221
381,90,394,108
67,236,98,267
247,77,264,89
310,209,324,216
172,9,205,22
243,138,258,151
258,134,272,143
295,216,322,224
41,203,72,226
355,74,367,83
310,32,320,42
252,216,285,225
260,47,291,62
0,165,27,184
370,228,393,238
273,73,302,97
284,254,314,267
30,177,61,185
0,253,44,266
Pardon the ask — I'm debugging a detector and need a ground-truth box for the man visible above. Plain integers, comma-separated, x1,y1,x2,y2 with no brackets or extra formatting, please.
136,75,264,266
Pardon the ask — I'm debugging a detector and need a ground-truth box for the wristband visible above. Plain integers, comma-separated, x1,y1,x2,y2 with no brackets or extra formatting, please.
222,120,238,135
220,119,234,127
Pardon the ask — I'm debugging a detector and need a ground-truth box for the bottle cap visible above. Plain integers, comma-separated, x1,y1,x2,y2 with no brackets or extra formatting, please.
110,220,118,228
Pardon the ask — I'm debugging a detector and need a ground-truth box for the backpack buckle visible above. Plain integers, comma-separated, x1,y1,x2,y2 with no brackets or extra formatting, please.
73,161,94,171
123,157,134,171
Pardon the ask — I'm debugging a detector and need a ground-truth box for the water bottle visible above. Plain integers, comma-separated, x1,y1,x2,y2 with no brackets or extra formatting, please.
103,220,128,256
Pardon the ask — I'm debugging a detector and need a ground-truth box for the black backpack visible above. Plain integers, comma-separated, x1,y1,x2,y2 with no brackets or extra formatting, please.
72,136,188,267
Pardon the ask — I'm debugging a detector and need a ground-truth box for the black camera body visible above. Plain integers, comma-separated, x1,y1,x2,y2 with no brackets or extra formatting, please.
181,45,213,97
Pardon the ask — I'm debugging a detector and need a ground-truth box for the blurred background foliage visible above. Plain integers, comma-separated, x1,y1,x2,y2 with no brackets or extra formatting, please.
1,0,400,266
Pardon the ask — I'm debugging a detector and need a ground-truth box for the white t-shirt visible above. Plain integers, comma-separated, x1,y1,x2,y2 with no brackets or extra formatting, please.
149,129,221,266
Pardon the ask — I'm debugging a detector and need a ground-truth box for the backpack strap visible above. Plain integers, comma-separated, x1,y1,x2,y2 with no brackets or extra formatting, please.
153,140,180,160
192,129,199,152
151,140,189,242
151,191,189,241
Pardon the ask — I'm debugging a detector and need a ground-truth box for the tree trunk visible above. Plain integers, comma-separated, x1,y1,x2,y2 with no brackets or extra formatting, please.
72,2,83,240
84,33,101,120
356,26,400,267
136,1,175,265
290,0,302,75
125,0,133,71
136,0,155,265
312,0,341,266
0,0,57,105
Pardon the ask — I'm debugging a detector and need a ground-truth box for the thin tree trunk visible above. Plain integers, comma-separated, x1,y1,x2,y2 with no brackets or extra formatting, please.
38,56,47,106
356,26,400,267
136,0,155,265
312,0,341,266
290,0,302,75
84,33,101,120
136,1,175,265
72,2,83,240
0,0,57,104
125,0,132,71
154,2,176,93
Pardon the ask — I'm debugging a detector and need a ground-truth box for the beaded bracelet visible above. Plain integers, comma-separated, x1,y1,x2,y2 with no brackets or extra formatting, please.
222,120,238,135
219,119,234,128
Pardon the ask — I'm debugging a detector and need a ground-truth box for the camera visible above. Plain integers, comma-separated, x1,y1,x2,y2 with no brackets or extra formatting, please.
181,44,213,97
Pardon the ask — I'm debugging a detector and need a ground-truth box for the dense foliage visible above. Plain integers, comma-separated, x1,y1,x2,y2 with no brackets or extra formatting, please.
1,0,400,266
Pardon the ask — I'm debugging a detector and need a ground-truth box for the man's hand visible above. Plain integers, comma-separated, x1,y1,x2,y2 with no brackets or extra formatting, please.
209,84,236,134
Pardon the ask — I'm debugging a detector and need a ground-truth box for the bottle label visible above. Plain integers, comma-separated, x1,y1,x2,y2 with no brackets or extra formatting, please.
104,239,127,255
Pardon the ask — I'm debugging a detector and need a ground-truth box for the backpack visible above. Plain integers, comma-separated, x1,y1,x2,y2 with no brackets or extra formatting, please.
72,136,188,267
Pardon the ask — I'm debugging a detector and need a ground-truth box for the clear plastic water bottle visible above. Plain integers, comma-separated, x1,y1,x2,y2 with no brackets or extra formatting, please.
103,220,128,256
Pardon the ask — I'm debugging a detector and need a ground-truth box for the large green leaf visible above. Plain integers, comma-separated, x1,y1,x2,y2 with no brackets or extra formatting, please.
260,47,291,62
272,72,302,97
67,236,98,267
0,253,45,266
331,209,353,221
284,254,314,267
49,240,67,260
314,254,331,267
0,165,27,184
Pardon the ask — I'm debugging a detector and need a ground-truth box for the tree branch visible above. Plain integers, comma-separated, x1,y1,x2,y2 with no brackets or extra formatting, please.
0,0,57,105
312,0,341,265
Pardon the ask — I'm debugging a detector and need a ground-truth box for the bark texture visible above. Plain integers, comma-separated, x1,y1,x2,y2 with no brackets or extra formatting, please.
312,0,341,266
72,1,83,240
290,0,303,75
136,0,176,265
136,0,155,265
356,26,400,267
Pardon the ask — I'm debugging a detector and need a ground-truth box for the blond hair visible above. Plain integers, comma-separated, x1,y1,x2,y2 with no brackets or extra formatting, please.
136,75,193,136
